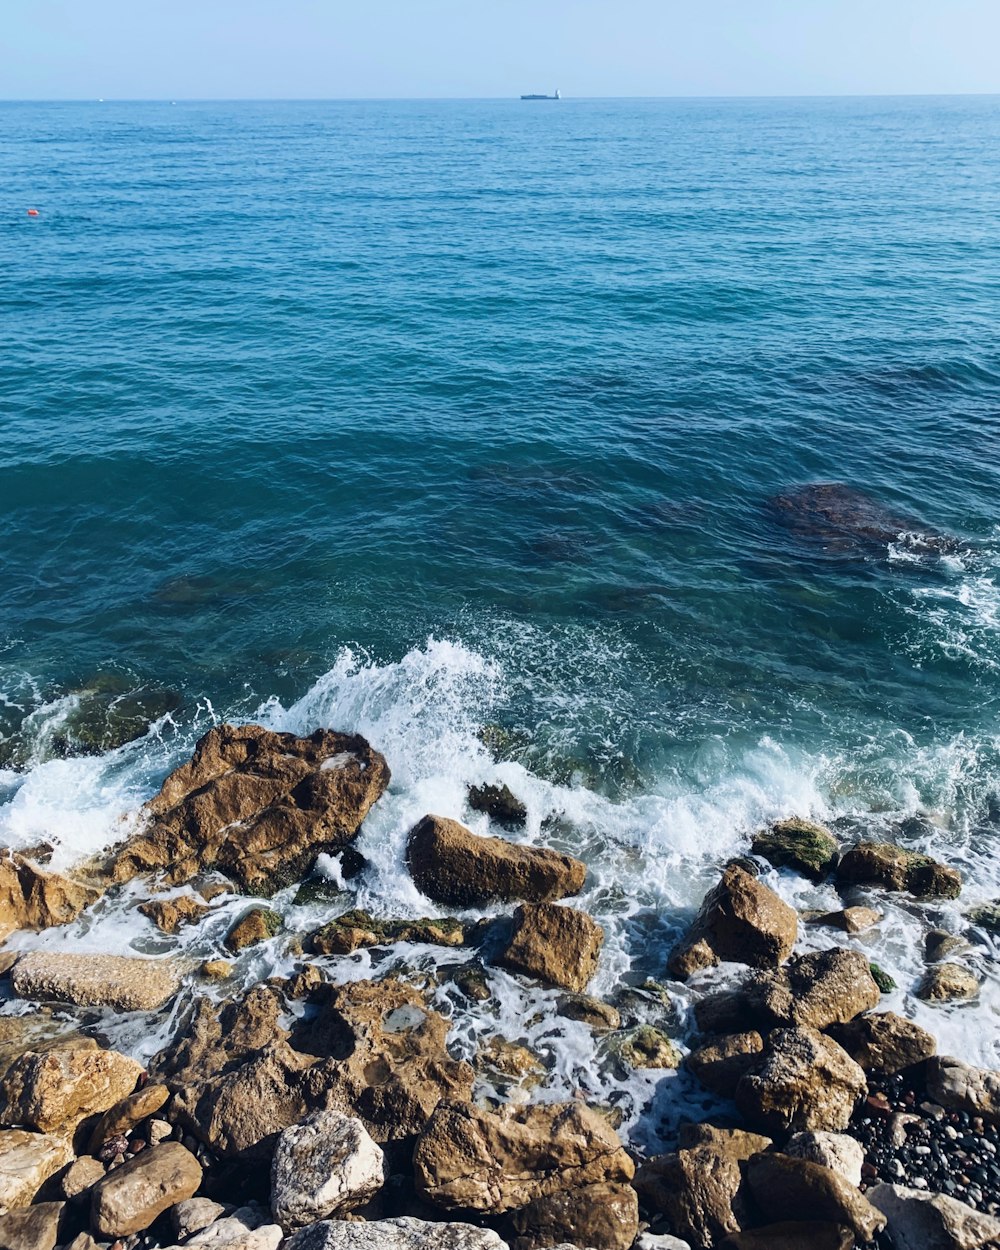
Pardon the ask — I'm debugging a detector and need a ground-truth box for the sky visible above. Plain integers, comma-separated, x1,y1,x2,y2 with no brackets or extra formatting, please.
2,0,999,100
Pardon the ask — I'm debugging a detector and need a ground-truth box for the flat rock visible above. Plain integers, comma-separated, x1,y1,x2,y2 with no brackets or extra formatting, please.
0,1201,65,1250
746,1152,885,1242
107,723,390,896
835,841,961,899
0,854,100,942
677,1124,772,1159
635,1145,745,1248
61,1155,105,1201
555,992,621,1031
91,1141,202,1237
926,1056,1000,1120
809,906,881,934
751,818,839,881
407,814,585,907
11,951,180,1012
499,902,603,992
0,1128,74,1209
0,1043,143,1133
736,1027,867,1134
785,1131,864,1186
284,1218,510,1249
867,1182,1000,1249
828,1011,936,1074
510,1181,639,1250
271,1109,384,1228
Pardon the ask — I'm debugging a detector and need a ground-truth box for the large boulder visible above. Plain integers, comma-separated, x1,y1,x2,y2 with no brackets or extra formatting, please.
107,723,390,895
667,866,797,980
499,902,603,992
0,854,100,941
828,1011,936,1074
0,1201,65,1250
90,1142,202,1238
0,1042,143,1133
735,1028,867,1134
11,951,180,1012
510,1181,639,1250
745,1153,885,1243
0,1129,74,1209
634,1145,745,1248
835,842,961,899
742,948,881,1030
270,1109,384,1228
407,815,585,907
925,1056,1000,1120
284,1218,510,1249
414,1100,633,1214
867,1182,1000,1249
751,818,839,881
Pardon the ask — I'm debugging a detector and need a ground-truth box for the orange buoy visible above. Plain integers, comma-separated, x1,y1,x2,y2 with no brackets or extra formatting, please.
27,209,39,216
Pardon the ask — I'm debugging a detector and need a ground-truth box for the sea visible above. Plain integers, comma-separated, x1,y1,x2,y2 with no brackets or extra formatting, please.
2,96,1000,1147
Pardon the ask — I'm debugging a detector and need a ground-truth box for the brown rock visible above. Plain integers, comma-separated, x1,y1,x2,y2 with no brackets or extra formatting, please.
87,1083,170,1153
926,1055,1000,1120
677,1123,772,1159
510,1181,639,1250
835,841,961,899
828,1012,937,1074
751,818,839,882
0,1129,74,1209
745,1152,886,1242
199,959,232,980
809,906,881,934
499,902,603,992
0,854,100,942
634,1145,745,1248
413,1100,633,1213
617,1025,682,1070
467,783,528,827
735,1028,867,1134
0,1043,143,1133
667,865,797,980
407,815,585,908
916,962,980,1002
554,993,621,1031
924,929,967,962
11,951,180,1013
0,1201,65,1250
744,948,881,1030
138,894,209,934
91,1141,202,1238
687,1032,764,1098
721,1221,854,1250
225,907,282,953
61,1155,106,1201
107,723,390,896
308,910,466,956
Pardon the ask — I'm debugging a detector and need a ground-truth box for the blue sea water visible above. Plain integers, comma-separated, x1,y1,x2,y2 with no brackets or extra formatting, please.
3,97,1000,1109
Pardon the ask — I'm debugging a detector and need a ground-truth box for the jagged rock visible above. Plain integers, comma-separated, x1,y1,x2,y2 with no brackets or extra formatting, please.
308,909,465,956
867,1181,1000,1249
499,902,603,992
925,929,968,961
617,1025,682,1070
91,1141,202,1237
87,1082,170,1152
687,1033,764,1098
477,1037,543,1084
0,854,100,941
283,1218,510,1249
810,906,880,934
555,993,621,1031
720,1223,853,1250
742,948,881,1030
11,951,180,1012
677,1124,772,1159
0,1128,74,1208
200,959,233,980
107,723,390,895
172,1197,229,1238
407,815,585,907
0,1201,65,1250
917,963,980,1002
926,1056,1000,1120
835,842,961,899
667,865,797,980
634,1145,745,1248
746,1153,885,1242
271,1109,384,1228
735,1027,866,1133
751,818,839,881
138,894,209,933
785,1132,864,1186
468,783,528,827
828,1011,937,1074
414,1100,633,1213
61,1155,105,1201
0,1042,142,1132
510,1181,639,1250
225,907,282,952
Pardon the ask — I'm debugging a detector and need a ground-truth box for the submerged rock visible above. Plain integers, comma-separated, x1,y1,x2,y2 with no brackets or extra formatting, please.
468,782,528,827
270,1109,385,1228
107,723,390,896
11,951,180,1012
510,1181,639,1250
616,1025,682,1070
499,902,604,992
0,1128,74,1209
90,1141,202,1238
767,482,953,558
0,1042,143,1133
735,1027,867,1134
751,818,839,881
555,992,621,1031
407,815,585,907
284,1218,510,1249
828,1011,936,1074
867,1181,1000,1249
835,841,961,899
0,853,101,942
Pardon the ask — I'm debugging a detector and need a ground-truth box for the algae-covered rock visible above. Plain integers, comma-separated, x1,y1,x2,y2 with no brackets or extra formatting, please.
616,1025,682,1070
835,842,961,899
225,907,282,953
869,962,897,993
308,910,466,956
752,818,839,881
467,782,528,827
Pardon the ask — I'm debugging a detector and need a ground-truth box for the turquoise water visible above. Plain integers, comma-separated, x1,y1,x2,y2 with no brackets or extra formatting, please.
3,98,1000,1105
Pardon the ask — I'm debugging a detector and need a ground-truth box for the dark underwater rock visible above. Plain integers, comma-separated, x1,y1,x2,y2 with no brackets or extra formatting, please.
767,482,957,557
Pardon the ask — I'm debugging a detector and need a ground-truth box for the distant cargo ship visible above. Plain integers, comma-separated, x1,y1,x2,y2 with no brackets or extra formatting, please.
521,89,561,100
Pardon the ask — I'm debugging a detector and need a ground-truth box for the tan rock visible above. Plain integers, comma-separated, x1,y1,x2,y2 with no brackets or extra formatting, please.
199,959,233,980
744,948,881,1030
835,841,961,899
11,951,180,1012
307,910,466,956
745,1152,886,1242
751,818,839,881
667,865,797,980
171,1196,228,1238
87,1083,170,1152
809,906,880,934
916,962,980,1002
926,1055,1000,1120
61,1155,105,1201
554,993,621,1031
677,1123,772,1159
107,723,390,895
225,907,282,953
785,1132,864,1186
827,1012,936,1074
413,1100,634,1213
867,1181,1000,1249
0,854,101,942
510,1181,639,1250
499,902,603,992
635,1145,745,1248
407,814,586,907
138,894,209,934
736,1028,867,1134
617,1025,682,1070
687,1032,764,1098
477,1037,544,1083
91,1141,202,1237
0,1128,74,1209
0,1201,65,1250
0,1043,143,1133
720,1222,854,1250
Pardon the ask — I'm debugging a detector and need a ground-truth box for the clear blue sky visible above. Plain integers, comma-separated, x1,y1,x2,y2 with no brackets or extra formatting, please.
3,0,999,100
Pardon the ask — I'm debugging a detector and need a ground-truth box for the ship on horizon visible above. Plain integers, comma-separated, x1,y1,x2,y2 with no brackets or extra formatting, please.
520,88,561,100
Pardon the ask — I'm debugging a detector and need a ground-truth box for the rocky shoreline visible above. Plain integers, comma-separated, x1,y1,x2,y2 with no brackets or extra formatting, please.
0,723,997,1249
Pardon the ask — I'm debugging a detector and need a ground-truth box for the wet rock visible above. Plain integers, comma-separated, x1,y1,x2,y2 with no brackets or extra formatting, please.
735,1028,867,1134
828,1011,937,1074
968,901,1000,936
555,992,621,1031
0,1128,74,1208
407,815,585,907
687,1032,764,1098
867,1181,1000,1249
767,483,951,557
200,958,233,980
283,1218,510,1249
785,1131,864,1186
138,894,209,934
171,1196,228,1238
916,962,980,1002
667,865,797,980
91,1141,202,1237
719,1222,853,1250
468,783,528,828
510,1181,639,1250
271,1109,384,1228
11,951,180,1012
745,1153,886,1242
869,961,896,993
616,1025,682,1070
499,902,603,992
0,1201,65,1250
677,1124,772,1159
87,1083,170,1152
634,1145,744,1248
61,1155,105,1201
414,1100,633,1213
308,909,466,956
743,948,881,1030
225,907,282,953
925,929,968,961
107,723,390,896
810,906,881,934
477,1037,544,1084
835,842,961,899
0,853,101,942
751,818,839,881
925,1055,1000,1120
0,1043,142,1133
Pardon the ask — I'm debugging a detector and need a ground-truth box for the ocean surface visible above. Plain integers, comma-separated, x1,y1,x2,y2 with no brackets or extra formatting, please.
3,96,1000,1143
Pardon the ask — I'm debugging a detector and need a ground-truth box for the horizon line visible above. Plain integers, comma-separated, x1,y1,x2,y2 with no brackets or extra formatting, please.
2,91,1000,104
